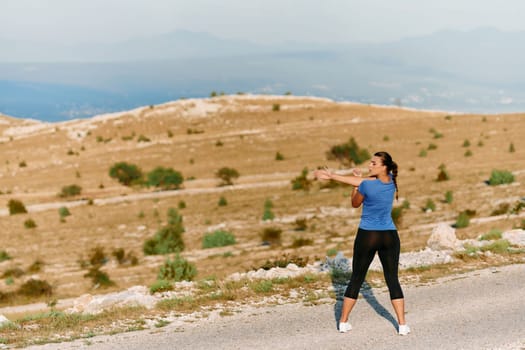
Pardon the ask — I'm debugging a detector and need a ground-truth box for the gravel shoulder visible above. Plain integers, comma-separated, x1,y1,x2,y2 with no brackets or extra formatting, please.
26,263,525,350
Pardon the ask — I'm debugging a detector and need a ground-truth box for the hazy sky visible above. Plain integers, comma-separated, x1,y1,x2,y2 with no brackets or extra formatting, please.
2,0,525,44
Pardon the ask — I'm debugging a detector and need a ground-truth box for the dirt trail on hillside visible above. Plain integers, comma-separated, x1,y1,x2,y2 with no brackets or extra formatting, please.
26,264,525,350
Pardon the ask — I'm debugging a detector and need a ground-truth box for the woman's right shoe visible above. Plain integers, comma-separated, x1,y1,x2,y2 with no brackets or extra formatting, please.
338,321,352,333
398,324,410,335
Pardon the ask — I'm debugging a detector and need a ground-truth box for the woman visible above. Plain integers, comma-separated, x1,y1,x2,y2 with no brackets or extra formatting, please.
314,151,410,336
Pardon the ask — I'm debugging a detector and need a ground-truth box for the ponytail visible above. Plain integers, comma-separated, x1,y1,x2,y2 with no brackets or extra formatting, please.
374,151,399,200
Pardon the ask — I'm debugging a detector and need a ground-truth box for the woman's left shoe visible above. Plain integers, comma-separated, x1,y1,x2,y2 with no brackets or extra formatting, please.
398,324,410,336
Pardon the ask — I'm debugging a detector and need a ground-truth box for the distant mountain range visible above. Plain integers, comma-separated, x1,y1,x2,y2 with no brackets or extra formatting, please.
2,27,525,121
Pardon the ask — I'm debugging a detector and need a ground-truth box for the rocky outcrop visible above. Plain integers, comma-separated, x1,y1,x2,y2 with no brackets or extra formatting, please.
427,223,459,251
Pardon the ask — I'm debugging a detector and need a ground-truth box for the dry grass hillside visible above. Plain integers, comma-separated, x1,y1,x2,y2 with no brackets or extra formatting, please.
0,94,524,306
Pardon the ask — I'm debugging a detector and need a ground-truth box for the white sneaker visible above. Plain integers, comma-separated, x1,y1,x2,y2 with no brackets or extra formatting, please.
339,321,352,333
398,324,410,336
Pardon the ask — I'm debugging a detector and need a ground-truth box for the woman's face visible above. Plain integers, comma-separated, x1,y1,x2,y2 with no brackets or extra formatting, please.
368,156,387,176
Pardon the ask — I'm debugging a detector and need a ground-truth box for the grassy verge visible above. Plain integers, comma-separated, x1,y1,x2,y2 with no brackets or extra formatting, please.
1,253,524,347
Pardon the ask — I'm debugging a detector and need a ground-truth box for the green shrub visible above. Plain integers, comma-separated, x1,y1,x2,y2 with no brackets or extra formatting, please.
444,191,453,204
480,239,511,254
58,206,71,218
19,161,27,167
291,167,312,191
84,267,115,287
326,248,338,257
150,280,173,294
17,279,52,297
488,170,514,186
109,162,143,186
272,103,280,112
275,152,284,161
178,200,186,209
454,211,471,228
509,143,515,153
261,227,282,245
262,198,275,221
157,254,197,282
2,267,24,278
428,143,438,150
144,209,185,255
326,137,370,166
215,167,240,186
464,149,473,157
147,167,184,190
58,184,82,198
112,248,138,265
218,196,228,207
8,199,27,215
202,230,236,249
418,149,427,157
479,229,503,241
24,218,37,229
422,199,436,212
462,139,470,147
251,280,273,293
28,260,43,273
0,251,11,263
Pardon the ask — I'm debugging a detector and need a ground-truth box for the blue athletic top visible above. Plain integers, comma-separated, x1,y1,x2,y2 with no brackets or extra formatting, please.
357,174,396,230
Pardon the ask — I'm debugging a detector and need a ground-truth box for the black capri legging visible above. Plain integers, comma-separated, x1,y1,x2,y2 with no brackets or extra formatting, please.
344,228,404,300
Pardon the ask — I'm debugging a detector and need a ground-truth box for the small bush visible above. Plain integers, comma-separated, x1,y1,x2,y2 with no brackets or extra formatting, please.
428,143,438,150
291,237,313,248
137,134,150,142
454,211,471,228
157,254,197,282
251,280,273,293
147,167,184,190
462,139,470,147
291,167,312,191
84,267,115,287
262,198,275,221
178,200,186,209
0,251,11,263
112,248,138,266
436,164,450,182
488,170,514,186
109,162,143,186
480,239,511,254
18,279,52,297
202,230,236,249
422,199,436,212
24,218,37,229
150,280,173,294
272,104,280,112
2,267,24,278
464,149,473,157
144,209,185,255
215,167,240,186
58,206,71,218
294,217,308,231
275,152,284,161
8,199,27,215
218,196,228,207
418,149,427,157
326,137,370,166
509,143,515,153
88,246,108,267
19,161,27,167
444,191,453,204
261,227,282,245
28,260,44,273
58,184,82,198
490,203,510,216
257,254,308,270
479,229,503,241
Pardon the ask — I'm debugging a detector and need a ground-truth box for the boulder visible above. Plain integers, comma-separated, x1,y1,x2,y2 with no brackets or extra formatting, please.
0,315,10,327
503,229,525,246
427,223,458,251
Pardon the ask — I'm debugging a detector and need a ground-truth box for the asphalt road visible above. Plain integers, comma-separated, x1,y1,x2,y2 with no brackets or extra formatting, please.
28,264,525,350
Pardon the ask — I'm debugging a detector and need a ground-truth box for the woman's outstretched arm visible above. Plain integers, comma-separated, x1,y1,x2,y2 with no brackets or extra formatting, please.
313,168,364,187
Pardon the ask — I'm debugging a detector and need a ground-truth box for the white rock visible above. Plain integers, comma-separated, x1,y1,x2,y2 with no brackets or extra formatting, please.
0,315,10,326
502,229,525,246
427,223,458,251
